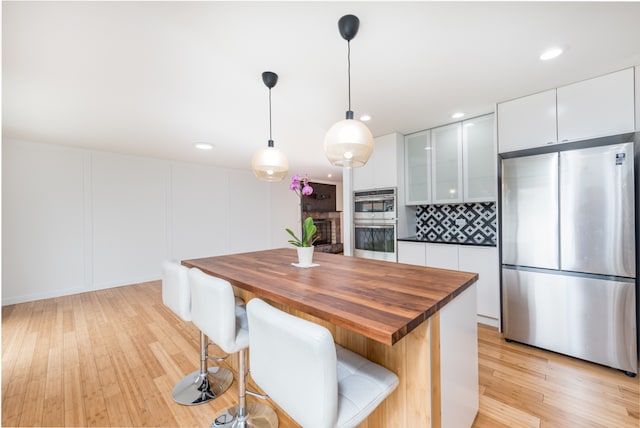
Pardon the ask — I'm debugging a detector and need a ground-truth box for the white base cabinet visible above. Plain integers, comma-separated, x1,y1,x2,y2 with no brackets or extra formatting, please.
425,243,459,270
397,241,426,266
398,241,499,326
458,246,500,327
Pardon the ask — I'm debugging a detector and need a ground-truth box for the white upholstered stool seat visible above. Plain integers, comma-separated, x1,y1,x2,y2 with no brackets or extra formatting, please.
246,298,399,428
188,268,277,428
161,261,234,405
334,345,399,427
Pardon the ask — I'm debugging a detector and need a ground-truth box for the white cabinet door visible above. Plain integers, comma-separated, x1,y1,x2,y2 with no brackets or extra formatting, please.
497,89,557,153
557,68,635,143
458,245,499,322
636,66,640,131
353,153,375,191
353,133,399,191
425,243,458,270
463,114,496,202
397,241,426,266
404,131,431,205
432,123,463,204
373,133,399,189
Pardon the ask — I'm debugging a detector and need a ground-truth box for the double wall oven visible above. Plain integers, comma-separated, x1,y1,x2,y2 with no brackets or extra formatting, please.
353,188,397,262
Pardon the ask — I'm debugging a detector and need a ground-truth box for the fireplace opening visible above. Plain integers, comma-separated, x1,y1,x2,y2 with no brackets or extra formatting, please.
313,219,331,246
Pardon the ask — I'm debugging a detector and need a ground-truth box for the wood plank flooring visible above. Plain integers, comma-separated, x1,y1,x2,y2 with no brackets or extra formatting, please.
2,281,639,427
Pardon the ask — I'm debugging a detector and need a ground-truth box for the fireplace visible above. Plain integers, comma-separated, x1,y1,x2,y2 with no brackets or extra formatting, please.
305,211,343,254
313,219,332,245
301,182,343,254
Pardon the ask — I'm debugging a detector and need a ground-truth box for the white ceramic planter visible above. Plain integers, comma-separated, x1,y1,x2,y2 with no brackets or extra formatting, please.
296,246,314,266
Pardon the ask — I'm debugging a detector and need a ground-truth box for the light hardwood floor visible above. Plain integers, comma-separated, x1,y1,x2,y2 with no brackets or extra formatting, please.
2,281,639,427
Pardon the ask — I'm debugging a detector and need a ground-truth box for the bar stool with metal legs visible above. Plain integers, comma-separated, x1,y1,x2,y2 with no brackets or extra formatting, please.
246,298,400,428
162,261,233,405
187,268,277,428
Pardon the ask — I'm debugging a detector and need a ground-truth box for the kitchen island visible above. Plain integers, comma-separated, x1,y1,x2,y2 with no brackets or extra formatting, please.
183,248,479,427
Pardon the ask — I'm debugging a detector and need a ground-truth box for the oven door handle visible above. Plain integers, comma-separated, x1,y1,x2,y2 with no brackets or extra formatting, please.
354,195,396,202
354,224,395,229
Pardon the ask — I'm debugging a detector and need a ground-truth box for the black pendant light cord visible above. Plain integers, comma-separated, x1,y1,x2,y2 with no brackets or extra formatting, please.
347,40,352,112
268,87,274,147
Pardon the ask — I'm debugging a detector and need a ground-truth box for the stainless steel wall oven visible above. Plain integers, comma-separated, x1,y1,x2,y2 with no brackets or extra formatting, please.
353,188,397,262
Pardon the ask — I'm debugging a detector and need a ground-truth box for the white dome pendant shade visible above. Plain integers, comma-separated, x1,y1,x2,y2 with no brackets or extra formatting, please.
324,112,374,168
252,71,289,182
324,14,374,168
251,143,289,181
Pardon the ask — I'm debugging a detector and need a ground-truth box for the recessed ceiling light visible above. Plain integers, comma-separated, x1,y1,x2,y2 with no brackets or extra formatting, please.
327,173,332,178
463,122,475,127
452,112,464,119
540,48,563,61
195,142,214,150
360,114,372,122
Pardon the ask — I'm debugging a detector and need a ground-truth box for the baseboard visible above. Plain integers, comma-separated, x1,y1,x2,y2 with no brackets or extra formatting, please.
477,314,499,329
2,276,162,306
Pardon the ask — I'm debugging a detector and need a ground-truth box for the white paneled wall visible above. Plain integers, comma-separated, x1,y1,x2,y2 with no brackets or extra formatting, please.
170,163,231,260
227,169,271,255
91,152,168,288
2,139,303,305
2,141,86,302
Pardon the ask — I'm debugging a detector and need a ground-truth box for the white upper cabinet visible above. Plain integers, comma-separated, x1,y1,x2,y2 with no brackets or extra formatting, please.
353,133,400,191
405,114,496,205
557,68,635,142
498,68,636,153
497,89,557,153
463,114,496,202
636,66,640,131
404,131,431,205
432,123,463,204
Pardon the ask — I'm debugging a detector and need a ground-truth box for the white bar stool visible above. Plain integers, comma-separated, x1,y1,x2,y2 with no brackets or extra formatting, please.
246,298,400,428
188,268,277,428
162,261,233,405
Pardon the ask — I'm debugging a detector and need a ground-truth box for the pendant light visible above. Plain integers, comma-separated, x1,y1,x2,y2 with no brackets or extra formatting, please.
252,71,289,181
324,14,374,168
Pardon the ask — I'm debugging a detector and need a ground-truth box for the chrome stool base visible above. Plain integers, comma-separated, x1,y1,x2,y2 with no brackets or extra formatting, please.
211,402,278,428
172,366,233,406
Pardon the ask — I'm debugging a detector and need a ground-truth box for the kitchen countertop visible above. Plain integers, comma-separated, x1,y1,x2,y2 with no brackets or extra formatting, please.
399,236,496,247
182,248,478,345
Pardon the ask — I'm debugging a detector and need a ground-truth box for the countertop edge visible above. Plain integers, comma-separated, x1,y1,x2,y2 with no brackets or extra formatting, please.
398,236,496,247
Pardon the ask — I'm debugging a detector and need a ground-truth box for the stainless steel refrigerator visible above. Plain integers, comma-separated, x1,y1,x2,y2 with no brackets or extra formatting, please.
501,135,637,375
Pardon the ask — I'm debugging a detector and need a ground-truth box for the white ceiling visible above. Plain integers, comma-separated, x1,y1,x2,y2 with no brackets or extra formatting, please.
4,1,640,182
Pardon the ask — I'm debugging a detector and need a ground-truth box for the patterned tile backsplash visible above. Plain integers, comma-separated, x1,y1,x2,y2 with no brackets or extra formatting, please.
416,202,497,245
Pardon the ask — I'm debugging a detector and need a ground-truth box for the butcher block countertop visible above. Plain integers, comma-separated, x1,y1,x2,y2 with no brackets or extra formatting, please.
182,248,478,346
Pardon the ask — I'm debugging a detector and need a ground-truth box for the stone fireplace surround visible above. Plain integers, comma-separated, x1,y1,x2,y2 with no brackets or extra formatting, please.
304,211,343,254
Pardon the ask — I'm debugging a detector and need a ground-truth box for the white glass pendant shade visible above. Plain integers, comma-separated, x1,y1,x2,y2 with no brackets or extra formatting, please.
251,145,289,181
324,118,374,167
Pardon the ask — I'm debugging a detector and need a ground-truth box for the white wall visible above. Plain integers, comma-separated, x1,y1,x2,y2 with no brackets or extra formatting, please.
2,139,300,305
2,141,86,302
92,152,168,288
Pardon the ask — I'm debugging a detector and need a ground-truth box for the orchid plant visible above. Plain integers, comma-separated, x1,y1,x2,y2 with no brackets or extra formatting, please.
286,174,318,247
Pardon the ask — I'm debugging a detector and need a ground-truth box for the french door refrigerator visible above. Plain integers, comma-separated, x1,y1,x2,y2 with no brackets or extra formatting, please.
501,136,637,375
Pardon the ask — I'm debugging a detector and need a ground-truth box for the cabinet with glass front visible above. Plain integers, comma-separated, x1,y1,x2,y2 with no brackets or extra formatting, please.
405,113,495,206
